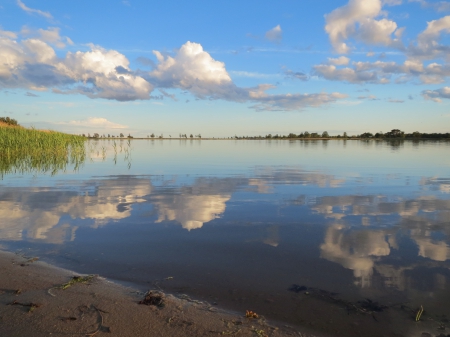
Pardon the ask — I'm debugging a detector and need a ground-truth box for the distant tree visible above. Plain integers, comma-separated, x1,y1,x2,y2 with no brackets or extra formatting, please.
150,133,155,138
0,117,19,126
287,133,297,138
343,132,348,138
360,132,373,138
311,132,319,138
82,133,86,137
412,131,421,138
190,134,193,138
93,133,100,138
88,133,91,137
304,131,310,138
322,131,330,138
108,134,110,138
385,129,404,138
127,133,133,138
119,133,124,138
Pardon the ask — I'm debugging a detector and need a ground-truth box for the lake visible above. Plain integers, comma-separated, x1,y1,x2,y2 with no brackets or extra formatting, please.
1,139,449,337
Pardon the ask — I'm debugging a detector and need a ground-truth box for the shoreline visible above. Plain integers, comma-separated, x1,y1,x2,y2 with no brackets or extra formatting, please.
0,250,327,337
85,137,450,141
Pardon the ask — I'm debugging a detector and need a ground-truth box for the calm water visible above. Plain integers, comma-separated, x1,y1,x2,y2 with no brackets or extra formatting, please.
1,139,449,336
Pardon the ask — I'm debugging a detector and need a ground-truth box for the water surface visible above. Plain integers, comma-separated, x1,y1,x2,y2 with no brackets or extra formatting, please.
1,139,449,336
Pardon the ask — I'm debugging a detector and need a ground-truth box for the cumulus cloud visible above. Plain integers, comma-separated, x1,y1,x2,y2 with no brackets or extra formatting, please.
146,41,345,110
57,117,128,129
0,29,346,111
249,91,347,111
148,42,238,99
37,27,73,48
0,29,153,100
17,0,53,19
421,86,450,102
328,56,350,65
314,58,450,84
265,25,283,43
325,0,402,53
314,64,382,83
412,15,450,60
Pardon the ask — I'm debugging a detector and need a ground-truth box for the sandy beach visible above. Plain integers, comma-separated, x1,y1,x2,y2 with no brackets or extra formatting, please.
0,250,327,337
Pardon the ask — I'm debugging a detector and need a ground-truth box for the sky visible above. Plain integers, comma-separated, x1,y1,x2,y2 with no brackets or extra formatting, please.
1,0,450,137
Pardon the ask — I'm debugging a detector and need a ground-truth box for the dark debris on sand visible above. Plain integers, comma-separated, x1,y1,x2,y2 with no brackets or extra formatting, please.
138,290,165,307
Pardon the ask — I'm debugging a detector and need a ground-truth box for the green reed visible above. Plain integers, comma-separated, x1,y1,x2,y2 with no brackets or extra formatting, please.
0,126,86,177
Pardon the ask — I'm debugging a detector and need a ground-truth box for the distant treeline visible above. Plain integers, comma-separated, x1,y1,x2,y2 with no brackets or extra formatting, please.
232,129,450,140
0,117,19,126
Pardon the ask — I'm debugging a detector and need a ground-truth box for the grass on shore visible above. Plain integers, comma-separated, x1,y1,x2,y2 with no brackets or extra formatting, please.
0,123,86,176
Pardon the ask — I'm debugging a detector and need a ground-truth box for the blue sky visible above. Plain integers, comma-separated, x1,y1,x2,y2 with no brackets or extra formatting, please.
1,0,450,137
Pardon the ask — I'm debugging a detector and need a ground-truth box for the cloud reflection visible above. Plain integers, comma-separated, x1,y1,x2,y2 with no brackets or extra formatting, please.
0,168,449,293
314,194,450,288
0,176,152,243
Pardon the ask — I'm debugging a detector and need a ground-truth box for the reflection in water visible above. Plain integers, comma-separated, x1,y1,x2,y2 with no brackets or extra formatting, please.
0,177,152,243
1,140,450,336
320,225,393,287
1,171,448,285
0,169,350,241
150,177,247,230
315,193,450,288
152,194,230,230
0,144,86,178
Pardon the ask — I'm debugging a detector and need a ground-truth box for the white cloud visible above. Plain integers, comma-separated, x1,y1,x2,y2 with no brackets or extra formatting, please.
314,64,382,83
0,31,346,111
0,29,153,101
17,0,52,19
416,15,450,55
147,41,346,111
37,27,70,48
149,41,235,98
328,56,350,65
314,58,450,84
249,91,348,111
421,86,450,102
265,25,283,43
58,117,128,129
325,0,402,53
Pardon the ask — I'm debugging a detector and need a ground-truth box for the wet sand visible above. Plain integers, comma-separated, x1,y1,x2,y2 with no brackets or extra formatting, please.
0,250,329,337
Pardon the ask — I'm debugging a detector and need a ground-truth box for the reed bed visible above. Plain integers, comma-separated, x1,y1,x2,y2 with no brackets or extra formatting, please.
0,125,86,177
